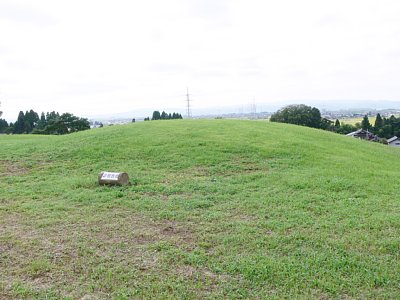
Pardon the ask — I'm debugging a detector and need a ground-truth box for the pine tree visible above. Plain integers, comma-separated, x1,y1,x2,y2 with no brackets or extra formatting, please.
24,120,32,133
361,115,372,130
374,113,383,131
37,112,47,129
24,109,39,133
160,111,168,120
334,119,340,128
0,118,8,133
13,111,26,134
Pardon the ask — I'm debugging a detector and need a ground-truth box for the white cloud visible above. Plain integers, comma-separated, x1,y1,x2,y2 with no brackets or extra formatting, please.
1,0,400,121
0,2,57,26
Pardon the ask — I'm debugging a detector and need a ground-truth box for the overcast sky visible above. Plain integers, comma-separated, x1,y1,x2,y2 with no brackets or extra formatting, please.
1,0,400,121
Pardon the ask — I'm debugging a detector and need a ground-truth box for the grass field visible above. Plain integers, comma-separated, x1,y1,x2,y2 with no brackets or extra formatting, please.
1,120,400,299
338,117,376,126
338,115,400,126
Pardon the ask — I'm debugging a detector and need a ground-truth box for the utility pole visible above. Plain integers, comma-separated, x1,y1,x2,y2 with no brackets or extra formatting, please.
252,97,257,119
186,87,192,118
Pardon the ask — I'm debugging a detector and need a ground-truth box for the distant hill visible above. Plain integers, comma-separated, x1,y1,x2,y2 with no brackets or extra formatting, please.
1,120,399,299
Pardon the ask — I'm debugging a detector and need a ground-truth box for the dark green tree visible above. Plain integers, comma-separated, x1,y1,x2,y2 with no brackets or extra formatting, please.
46,111,59,122
374,113,383,132
24,109,39,132
320,118,334,130
71,116,90,132
361,115,372,130
0,118,8,133
151,111,183,120
336,123,358,135
270,104,322,128
310,107,322,128
6,122,14,134
161,111,168,120
335,119,341,128
24,120,32,133
37,112,47,130
44,113,90,135
13,111,26,134
152,111,161,120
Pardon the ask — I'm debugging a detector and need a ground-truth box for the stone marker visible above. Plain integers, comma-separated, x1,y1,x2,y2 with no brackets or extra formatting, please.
98,171,130,186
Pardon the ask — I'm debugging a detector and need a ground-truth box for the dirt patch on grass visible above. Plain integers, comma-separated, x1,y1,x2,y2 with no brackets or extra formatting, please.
159,220,196,246
0,209,200,298
0,159,53,177
192,166,211,177
176,265,228,281
0,160,30,176
175,264,239,295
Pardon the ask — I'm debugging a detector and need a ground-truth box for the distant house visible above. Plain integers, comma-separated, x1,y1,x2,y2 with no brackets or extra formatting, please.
387,136,400,147
346,129,379,141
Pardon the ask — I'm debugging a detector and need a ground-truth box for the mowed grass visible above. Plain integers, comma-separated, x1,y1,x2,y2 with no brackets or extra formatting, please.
1,119,399,299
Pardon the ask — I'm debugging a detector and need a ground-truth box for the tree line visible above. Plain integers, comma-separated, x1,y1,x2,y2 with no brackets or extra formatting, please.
146,111,183,121
0,109,90,135
330,114,400,139
358,114,400,139
270,104,333,130
270,104,400,140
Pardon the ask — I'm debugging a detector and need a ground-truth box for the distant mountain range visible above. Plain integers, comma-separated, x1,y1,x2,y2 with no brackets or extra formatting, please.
85,100,400,121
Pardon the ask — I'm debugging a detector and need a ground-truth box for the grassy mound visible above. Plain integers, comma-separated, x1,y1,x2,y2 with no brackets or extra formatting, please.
1,120,399,299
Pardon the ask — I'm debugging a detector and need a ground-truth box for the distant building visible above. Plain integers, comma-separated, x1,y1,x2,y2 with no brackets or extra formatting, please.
346,129,379,141
387,136,400,147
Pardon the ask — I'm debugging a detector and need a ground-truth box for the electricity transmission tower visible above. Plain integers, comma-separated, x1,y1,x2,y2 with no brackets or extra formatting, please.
185,87,192,118
252,97,257,119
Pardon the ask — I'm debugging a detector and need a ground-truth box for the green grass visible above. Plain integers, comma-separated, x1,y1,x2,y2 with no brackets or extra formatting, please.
1,119,399,299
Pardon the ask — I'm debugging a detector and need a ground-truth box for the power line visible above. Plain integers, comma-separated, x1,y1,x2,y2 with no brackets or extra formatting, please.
253,96,257,118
